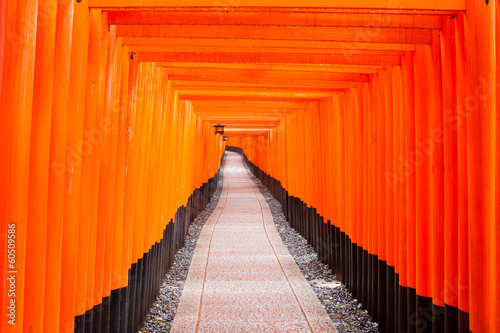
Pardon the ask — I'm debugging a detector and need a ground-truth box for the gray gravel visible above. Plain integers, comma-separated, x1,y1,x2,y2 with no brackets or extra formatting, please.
244,166,379,333
140,157,226,332
141,153,378,333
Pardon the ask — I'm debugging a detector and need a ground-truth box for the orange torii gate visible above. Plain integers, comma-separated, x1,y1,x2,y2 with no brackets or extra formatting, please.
0,0,498,333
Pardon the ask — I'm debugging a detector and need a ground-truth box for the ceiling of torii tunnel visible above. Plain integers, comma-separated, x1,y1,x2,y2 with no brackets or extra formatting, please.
95,0,466,137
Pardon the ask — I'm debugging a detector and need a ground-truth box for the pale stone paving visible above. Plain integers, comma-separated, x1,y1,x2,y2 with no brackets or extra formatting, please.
171,152,337,333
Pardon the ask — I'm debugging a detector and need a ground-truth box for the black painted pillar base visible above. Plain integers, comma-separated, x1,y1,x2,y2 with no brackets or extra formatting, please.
74,168,222,333
231,147,472,333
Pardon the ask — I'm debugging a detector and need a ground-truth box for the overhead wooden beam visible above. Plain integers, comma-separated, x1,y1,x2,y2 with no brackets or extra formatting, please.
173,85,344,93
116,25,433,44
196,113,295,121
178,90,332,99
213,122,282,127
224,128,272,133
206,120,279,128
167,75,360,88
109,11,444,29
222,126,276,129
169,80,349,90
219,128,280,132
128,46,408,56
97,6,460,14
140,53,401,66
197,115,285,121
162,67,370,82
191,100,310,109
211,120,282,124
182,95,323,102
160,62,382,74
195,105,294,110
193,108,295,115
89,0,465,11
192,100,311,106
122,37,416,52
222,132,268,137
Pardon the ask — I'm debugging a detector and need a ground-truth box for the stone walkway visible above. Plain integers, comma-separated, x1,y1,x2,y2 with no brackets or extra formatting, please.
171,152,337,333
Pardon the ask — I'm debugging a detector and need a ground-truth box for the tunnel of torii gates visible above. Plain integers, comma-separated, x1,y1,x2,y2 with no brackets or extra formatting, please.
0,0,499,332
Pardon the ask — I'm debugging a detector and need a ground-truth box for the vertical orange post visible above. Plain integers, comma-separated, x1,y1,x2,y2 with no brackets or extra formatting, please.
369,78,379,267
355,87,364,256
44,0,75,331
345,92,354,245
494,4,500,331
92,9,111,309
122,56,139,287
101,26,120,303
87,9,109,313
114,44,130,293
464,2,495,331
429,31,445,313
376,71,387,266
384,67,395,271
393,65,407,293
414,45,433,304
440,16,460,317
337,94,346,234
23,0,57,331
129,60,143,264
3,0,39,331
0,0,5,100
76,7,103,318
365,82,374,261
0,0,7,327
454,14,470,322
403,51,417,295
361,84,370,258
59,0,90,330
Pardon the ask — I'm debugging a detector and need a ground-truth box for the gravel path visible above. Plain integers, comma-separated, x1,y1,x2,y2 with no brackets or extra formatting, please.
141,153,379,333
